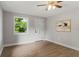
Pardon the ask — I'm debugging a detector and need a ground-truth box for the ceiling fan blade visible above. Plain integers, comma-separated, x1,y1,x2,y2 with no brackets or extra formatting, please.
37,4,47,6
55,5,62,8
57,1,63,3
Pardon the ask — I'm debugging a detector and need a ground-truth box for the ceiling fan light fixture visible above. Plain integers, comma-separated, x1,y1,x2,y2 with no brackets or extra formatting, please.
48,5,52,10
52,5,56,9
48,5,56,10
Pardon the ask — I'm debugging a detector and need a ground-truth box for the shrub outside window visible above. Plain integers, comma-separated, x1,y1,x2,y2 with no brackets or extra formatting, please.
14,17,28,33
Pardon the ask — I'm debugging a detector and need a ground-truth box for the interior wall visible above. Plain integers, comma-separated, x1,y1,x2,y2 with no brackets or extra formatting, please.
0,6,3,55
46,9,79,51
0,6,3,48
3,11,45,46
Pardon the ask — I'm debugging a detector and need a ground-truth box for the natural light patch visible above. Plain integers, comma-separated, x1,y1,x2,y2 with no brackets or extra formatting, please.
14,17,28,33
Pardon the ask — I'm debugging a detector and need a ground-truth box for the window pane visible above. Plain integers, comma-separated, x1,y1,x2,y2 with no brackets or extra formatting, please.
15,17,27,33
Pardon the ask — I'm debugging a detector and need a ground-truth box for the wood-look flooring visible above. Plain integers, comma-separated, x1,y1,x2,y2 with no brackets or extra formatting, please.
1,40,79,57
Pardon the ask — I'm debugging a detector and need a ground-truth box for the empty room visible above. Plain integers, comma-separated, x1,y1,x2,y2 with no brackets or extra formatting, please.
0,0,79,57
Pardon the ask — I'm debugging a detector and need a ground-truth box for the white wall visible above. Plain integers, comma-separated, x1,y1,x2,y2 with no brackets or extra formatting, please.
0,6,3,48
46,9,79,51
0,6,3,55
3,11,45,46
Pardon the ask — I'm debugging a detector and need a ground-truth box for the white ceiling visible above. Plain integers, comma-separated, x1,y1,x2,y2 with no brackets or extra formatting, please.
0,1,79,18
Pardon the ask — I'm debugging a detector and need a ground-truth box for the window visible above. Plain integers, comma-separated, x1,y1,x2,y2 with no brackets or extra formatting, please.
14,17,28,33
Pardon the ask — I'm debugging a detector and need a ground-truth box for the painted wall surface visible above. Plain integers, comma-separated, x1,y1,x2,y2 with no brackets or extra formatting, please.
0,6,3,55
46,9,79,51
0,6,3,48
3,11,45,46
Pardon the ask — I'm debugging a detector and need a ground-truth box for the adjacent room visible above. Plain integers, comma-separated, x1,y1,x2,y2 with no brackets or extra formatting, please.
0,1,79,57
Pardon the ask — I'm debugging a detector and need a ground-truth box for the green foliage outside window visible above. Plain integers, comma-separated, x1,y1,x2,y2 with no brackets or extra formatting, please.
15,17,27,32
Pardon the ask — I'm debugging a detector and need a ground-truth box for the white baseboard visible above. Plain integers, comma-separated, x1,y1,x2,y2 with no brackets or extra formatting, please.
46,39,79,51
0,48,3,56
3,39,43,47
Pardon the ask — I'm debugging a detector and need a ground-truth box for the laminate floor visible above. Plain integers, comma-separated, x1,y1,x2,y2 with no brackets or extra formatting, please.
1,40,79,57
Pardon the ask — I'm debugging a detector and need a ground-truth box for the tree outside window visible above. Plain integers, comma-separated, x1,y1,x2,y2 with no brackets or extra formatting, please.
15,17,28,33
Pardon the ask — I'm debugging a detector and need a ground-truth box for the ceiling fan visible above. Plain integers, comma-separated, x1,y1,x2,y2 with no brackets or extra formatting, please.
37,1,62,11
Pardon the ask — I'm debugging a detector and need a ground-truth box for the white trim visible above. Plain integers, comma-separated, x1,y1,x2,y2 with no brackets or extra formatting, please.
46,39,79,51
3,39,43,47
0,48,3,56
